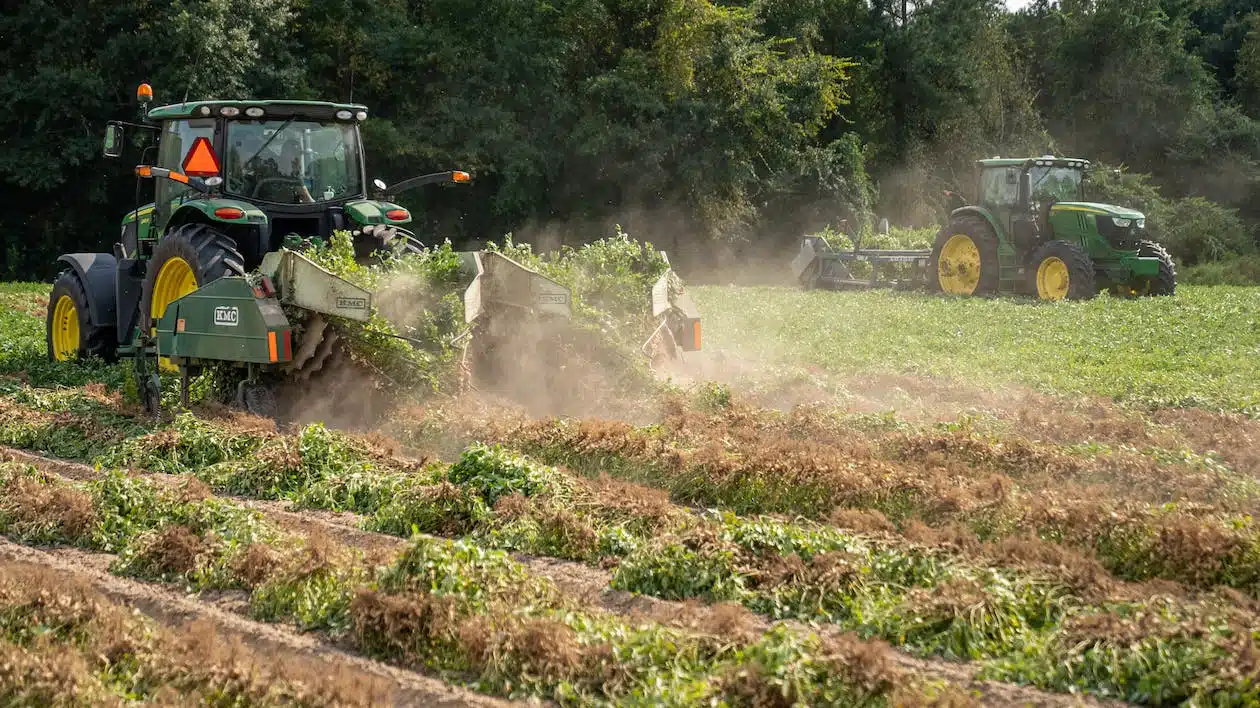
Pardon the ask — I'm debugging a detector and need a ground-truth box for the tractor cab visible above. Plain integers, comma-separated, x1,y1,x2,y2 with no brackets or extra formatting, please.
972,156,1146,258
104,85,468,270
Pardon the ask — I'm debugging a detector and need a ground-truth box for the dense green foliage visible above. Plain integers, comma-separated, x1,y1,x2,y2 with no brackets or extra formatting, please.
3,0,1258,281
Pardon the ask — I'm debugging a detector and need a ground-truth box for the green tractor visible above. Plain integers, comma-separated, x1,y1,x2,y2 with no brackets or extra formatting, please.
44,83,573,417
793,155,1176,300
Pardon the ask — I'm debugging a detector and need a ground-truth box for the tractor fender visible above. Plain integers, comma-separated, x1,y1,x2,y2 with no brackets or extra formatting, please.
55,253,118,328
948,206,1004,239
344,199,411,226
170,199,268,229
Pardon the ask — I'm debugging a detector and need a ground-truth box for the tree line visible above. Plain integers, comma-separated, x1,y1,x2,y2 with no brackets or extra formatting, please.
2,0,1258,280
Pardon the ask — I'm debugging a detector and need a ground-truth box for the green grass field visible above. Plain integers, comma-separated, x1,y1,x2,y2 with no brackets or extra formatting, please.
692,284,1260,415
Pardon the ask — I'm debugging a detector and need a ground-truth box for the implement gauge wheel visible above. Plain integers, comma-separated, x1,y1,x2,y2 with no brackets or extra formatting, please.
141,223,245,371
46,270,117,362
928,216,999,295
1028,240,1096,301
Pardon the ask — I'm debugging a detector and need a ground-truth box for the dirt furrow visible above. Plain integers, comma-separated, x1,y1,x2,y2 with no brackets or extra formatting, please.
0,537,521,708
2,446,1122,708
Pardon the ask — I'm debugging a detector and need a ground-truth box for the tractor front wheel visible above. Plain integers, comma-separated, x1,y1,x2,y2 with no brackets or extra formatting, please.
46,270,117,362
1131,240,1176,297
1028,240,1096,301
928,216,999,295
141,223,245,371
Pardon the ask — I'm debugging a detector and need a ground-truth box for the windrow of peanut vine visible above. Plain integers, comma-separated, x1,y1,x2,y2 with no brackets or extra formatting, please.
3,394,1259,704
408,390,1260,599
0,461,958,707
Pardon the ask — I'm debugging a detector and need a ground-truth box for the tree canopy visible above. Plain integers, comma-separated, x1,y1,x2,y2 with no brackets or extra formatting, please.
2,0,1257,278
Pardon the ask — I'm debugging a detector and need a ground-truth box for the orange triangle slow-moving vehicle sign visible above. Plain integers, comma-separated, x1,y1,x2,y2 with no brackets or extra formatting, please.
181,137,221,177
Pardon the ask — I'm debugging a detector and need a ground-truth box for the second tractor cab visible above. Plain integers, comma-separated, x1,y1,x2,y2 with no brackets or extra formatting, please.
792,155,1176,301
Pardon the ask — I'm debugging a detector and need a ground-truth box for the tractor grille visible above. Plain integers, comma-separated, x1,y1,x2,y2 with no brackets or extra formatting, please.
1096,216,1140,250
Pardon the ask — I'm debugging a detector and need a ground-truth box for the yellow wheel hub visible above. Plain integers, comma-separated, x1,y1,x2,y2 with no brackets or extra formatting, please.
937,234,982,294
50,295,80,361
151,256,198,372
1036,256,1070,300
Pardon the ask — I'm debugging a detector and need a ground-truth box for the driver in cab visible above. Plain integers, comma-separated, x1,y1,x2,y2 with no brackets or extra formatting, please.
235,132,315,204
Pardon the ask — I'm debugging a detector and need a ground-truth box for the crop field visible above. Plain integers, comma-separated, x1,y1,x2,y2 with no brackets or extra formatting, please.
1,279,1260,706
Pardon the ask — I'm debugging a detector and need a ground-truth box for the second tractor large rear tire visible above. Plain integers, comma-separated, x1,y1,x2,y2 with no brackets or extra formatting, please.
1028,240,1096,301
928,215,999,295
141,223,245,371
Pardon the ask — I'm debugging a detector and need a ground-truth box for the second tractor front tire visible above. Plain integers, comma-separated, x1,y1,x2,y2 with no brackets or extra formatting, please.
1134,240,1176,296
928,216,1000,295
1028,240,1096,301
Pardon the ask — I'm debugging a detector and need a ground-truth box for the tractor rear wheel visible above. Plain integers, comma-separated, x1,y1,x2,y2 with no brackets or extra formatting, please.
1028,240,1096,301
141,223,245,370
928,216,999,295
46,270,117,362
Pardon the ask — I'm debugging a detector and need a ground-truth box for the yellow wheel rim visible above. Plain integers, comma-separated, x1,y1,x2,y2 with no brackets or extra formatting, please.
937,234,982,294
51,295,80,361
151,256,198,373
1036,256,1070,300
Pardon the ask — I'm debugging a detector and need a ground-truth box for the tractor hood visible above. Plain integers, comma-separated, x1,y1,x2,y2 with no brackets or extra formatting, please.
1050,202,1145,220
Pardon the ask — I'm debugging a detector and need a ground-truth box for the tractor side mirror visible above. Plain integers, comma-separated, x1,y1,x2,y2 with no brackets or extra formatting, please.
104,123,123,158
1019,171,1032,207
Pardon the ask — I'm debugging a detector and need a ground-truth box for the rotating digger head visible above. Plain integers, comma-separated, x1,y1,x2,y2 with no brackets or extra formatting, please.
455,250,573,397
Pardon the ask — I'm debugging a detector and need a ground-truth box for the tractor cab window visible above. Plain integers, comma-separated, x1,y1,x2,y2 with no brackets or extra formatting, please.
225,120,363,204
1029,166,1083,204
156,119,216,212
980,168,1020,209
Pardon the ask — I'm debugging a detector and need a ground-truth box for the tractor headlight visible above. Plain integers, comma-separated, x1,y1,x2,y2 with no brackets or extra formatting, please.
1136,218,1145,229
1112,218,1132,228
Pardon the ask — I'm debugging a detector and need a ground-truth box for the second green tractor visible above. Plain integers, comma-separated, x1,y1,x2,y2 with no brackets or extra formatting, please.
794,155,1176,300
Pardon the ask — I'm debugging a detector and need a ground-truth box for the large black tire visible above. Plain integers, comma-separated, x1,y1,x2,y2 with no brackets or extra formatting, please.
46,269,117,362
141,223,245,333
1134,240,1176,296
927,215,1000,295
1028,240,1096,301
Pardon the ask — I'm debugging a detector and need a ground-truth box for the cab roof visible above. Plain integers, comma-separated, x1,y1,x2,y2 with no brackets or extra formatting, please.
977,156,1091,169
146,100,369,122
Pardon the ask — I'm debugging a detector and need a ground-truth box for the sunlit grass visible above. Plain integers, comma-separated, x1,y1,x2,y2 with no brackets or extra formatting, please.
692,284,1260,415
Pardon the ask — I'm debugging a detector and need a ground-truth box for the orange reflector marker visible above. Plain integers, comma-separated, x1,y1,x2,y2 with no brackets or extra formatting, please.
267,331,278,362
181,136,221,177
452,170,471,183
385,208,409,221
693,320,702,350
135,165,153,177
168,171,189,184
214,206,245,220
